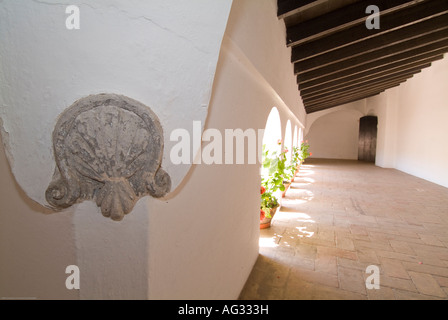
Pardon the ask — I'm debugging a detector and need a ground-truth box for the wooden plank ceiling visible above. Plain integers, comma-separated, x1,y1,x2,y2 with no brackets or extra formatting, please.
278,0,448,113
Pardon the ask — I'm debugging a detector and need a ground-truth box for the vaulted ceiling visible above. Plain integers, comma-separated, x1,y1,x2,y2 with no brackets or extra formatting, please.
278,0,448,113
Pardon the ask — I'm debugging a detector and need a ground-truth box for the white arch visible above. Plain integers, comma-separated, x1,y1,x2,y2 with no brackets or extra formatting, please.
284,120,292,162
306,109,363,160
261,107,283,181
293,125,299,148
262,107,282,154
298,127,304,144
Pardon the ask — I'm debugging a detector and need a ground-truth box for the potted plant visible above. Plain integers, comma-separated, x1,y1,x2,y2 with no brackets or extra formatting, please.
280,148,294,197
260,144,290,228
299,140,312,164
289,146,301,178
283,145,308,196
259,141,312,228
261,145,289,194
260,186,279,229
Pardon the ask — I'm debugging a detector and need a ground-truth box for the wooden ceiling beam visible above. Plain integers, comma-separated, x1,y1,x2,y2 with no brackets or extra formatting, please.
301,61,434,98
279,1,448,113
300,58,439,96
286,0,423,46
292,0,448,62
299,51,446,90
293,13,448,68
304,76,414,106
303,75,415,106
296,41,448,78
278,0,326,19
305,92,385,113
304,80,406,112
296,35,448,82
303,68,423,103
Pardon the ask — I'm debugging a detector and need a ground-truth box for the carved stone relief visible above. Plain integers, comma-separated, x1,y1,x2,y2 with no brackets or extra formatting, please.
45,94,171,221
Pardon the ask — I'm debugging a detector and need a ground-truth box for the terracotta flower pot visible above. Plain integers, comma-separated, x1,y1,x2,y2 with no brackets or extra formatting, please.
282,182,292,198
260,206,279,229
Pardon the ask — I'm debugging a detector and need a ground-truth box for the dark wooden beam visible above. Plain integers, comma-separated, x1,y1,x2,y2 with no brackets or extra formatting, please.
305,92,385,113
301,61,434,98
304,80,406,112
304,73,415,105
305,93,384,113
286,0,423,46
303,75,415,107
303,68,423,103
296,36,448,82
300,58,439,96
293,13,448,68
303,74,415,105
292,0,448,61
296,41,448,78
278,0,325,19
299,51,446,90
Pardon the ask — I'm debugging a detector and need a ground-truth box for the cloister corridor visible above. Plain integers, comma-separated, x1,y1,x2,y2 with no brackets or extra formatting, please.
240,159,448,300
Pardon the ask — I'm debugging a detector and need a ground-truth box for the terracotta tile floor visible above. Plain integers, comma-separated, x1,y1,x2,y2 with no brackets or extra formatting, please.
239,159,448,300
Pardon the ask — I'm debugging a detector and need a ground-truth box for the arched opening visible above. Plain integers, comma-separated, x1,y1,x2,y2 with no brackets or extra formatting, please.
284,120,292,163
260,107,283,230
306,109,362,160
293,126,299,149
262,107,282,154
259,114,316,246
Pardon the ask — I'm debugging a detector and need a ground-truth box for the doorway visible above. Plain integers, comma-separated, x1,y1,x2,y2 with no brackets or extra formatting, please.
358,116,378,163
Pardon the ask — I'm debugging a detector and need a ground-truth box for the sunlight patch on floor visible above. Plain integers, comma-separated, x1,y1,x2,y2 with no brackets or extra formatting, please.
259,236,279,248
296,226,315,238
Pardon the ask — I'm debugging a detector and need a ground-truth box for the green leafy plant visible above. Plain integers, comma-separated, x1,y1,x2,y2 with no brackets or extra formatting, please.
299,140,312,163
260,186,278,219
287,146,301,178
260,141,312,221
261,145,290,193
260,143,291,219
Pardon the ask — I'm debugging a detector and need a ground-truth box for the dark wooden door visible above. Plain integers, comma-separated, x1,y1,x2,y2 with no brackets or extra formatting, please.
358,116,378,163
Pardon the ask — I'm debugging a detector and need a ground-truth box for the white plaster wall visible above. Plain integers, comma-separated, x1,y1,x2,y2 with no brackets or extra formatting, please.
368,55,448,188
225,0,307,124
304,54,448,188
0,0,232,205
0,138,78,299
305,107,364,160
0,0,306,300
366,91,398,168
0,0,232,299
393,56,448,187
147,0,306,299
305,99,366,136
